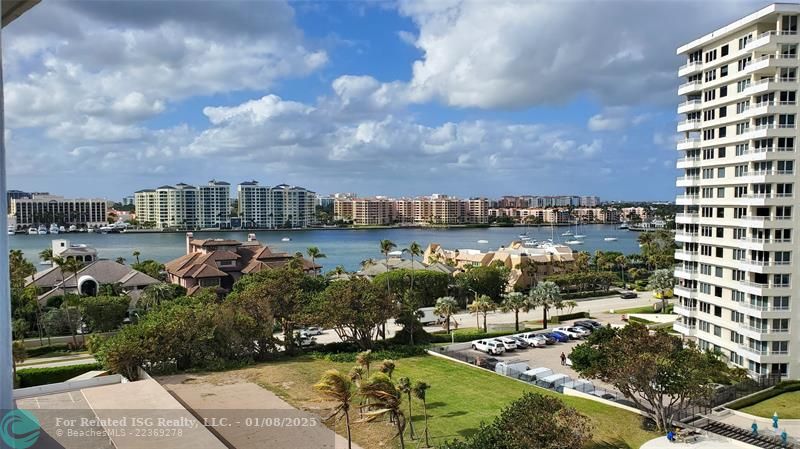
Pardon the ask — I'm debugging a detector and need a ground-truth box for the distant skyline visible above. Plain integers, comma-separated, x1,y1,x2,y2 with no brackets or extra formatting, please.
3,0,765,200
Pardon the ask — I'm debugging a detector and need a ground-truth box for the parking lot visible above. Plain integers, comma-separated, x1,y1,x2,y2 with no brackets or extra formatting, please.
438,319,622,397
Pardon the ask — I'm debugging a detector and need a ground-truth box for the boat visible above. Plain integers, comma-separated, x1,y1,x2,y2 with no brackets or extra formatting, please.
27,227,37,235
7,226,14,235
523,241,538,247
37,225,47,235
68,225,77,232
59,226,66,233
49,224,59,234
477,239,489,244
39,260,51,266
87,228,94,233
564,240,583,245
281,237,291,242
618,223,629,229
561,230,573,236
603,237,618,242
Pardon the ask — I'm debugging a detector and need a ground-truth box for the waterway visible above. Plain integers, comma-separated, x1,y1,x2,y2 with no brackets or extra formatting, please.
10,224,641,272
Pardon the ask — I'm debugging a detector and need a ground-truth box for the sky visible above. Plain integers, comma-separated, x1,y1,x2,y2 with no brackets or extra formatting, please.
2,0,767,201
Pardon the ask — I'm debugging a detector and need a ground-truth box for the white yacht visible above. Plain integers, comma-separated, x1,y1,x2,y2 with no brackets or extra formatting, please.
27,227,37,235
281,237,291,242
561,230,573,236
37,225,48,235
477,239,489,244
603,237,618,242
7,226,15,235
59,226,66,233
564,239,583,245
49,224,60,234
68,225,77,232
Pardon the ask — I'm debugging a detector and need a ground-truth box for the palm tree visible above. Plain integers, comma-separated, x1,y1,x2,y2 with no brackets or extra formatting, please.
132,250,141,264
615,255,627,287
356,350,373,376
314,370,355,449
307,246,326,275
39,248,53,263
648,268,675,312
360,258,376,270
405,241,422,292
54,256,84,347
379,359,396,379
412,381,431,447
500,292,530,332
360,373,406,449
379,239,397,339
397,377,416,440
467,295,496,332
529,281,562,329
433,296,458,333
139,283,176,310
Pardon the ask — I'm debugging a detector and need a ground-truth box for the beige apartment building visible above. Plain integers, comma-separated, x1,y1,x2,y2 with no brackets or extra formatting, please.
136,181,231,229
675,3,800,378
334,195,489,226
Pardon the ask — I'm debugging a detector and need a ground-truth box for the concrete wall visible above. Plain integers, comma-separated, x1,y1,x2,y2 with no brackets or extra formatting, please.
14,374,123,399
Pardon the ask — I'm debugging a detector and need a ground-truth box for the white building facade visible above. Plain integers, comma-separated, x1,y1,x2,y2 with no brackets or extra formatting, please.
675,3,800,379
237,181,316,228
135,181,230,230
10,194,110,229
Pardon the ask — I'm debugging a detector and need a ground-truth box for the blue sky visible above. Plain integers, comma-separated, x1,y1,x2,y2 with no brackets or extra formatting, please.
3,0,766,202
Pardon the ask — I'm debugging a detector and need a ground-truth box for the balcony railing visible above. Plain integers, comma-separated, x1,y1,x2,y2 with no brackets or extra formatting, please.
736,301,790,312
679,61,702,72
677,137,701,145
678,99,702,109
678,81,702,91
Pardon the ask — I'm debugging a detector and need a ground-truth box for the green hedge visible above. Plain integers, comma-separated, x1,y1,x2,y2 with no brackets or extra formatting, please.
429,327,536,343
17,363,102,388
728,380,800,410
563,291,614,300
551,311,590,323
26,344,71,358
308,345,428,363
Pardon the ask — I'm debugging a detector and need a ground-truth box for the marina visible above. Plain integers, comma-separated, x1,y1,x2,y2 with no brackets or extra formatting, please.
9,224,642,272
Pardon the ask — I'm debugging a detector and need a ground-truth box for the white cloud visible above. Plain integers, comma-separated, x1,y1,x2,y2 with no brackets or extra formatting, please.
395,0,759,108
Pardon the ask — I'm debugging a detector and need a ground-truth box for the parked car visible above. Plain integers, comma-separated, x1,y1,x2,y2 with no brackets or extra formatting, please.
476,357,500,370
302,326,324,336
553,327,584,339
509,336,530,348
517,332,547,347
546,331,570,342
620,291,638,299
536,333,557,345
294,331,317,347
574,320,602,330
472,339,506,355
494,337,518,351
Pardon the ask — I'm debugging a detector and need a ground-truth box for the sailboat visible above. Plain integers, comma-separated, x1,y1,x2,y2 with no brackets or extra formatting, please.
573,220,586,239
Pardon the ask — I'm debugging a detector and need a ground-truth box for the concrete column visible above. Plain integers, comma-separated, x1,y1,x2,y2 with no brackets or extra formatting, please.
0,29,13,411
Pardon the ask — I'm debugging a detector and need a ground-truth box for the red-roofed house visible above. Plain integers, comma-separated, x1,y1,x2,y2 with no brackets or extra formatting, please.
164,233,320,295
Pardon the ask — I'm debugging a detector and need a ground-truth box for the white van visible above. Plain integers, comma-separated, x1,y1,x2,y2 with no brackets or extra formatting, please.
417,307,441,325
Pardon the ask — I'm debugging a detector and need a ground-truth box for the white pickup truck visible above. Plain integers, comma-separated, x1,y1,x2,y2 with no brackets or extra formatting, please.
471,339,506,355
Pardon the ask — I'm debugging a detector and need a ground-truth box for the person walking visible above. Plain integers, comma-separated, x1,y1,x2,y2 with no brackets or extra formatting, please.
560,352,567,366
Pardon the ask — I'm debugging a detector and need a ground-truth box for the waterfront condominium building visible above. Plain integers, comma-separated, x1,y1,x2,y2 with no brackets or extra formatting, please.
333,195,490,226
198,180,231,229
10,194,110,229
135,181,230,230
674,3,800,379
236,181,316,229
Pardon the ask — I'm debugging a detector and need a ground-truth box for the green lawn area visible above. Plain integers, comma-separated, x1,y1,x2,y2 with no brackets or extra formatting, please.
611,304,673,315
739,391,800,419
232,354,656,449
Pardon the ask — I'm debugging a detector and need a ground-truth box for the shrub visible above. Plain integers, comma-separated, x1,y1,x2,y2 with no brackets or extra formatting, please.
85,334,108,354
17,363,102,388
80,296,129,332
26,344,71,358
728,380,800,410
309,345,427,363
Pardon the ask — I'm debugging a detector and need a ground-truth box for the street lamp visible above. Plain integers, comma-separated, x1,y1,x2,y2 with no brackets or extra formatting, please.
467,288,478,305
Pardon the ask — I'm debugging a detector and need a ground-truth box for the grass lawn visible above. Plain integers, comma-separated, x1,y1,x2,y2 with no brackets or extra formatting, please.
224,354,656,449
611,304,673,315
739,391,800,419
